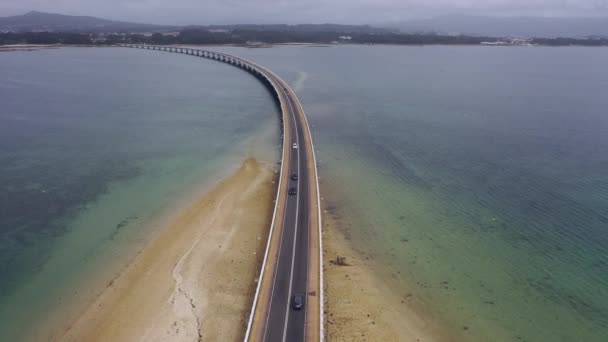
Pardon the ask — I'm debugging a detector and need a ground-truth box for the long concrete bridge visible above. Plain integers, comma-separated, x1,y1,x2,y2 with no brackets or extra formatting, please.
118,44,323,342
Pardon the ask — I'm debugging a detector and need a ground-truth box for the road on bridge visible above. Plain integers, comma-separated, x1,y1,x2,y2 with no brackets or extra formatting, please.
258,73,319,342
242,56,322,342
119,45,323,342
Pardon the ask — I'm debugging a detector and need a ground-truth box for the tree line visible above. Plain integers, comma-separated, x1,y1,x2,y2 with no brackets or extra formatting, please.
0,32,93,45
2,30,608,46
530,37,608,46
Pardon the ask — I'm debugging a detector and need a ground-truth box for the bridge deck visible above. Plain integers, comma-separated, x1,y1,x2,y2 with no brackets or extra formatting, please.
119,44,323,342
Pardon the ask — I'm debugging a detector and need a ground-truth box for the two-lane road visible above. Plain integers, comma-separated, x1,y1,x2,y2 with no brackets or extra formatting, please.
200,51,320,342
262,79,311,342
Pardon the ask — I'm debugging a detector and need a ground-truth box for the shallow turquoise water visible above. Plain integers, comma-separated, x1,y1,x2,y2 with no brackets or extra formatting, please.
0,47,279,340
3,45,608,342
212,45,608,341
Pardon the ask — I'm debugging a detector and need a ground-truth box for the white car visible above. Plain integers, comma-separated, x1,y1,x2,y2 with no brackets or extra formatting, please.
292,143,298,149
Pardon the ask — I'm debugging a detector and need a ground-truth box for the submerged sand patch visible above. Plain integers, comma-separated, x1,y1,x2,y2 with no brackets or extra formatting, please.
323,211,459,342
56,158,274,342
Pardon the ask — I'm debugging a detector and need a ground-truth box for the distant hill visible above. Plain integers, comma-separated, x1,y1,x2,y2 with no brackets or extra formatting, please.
0,11,391,35
0,11,178,33
390,15,608,38
9,11,606,39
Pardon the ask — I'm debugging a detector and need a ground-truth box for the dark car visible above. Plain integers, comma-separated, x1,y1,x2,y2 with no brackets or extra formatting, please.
292,294,304,310
290,173,298,181
289,187,297,195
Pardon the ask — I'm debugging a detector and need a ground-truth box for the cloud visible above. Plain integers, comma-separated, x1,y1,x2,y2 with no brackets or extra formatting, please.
1,0,607,24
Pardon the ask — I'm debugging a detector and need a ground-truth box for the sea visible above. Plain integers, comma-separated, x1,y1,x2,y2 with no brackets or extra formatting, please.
0,46,279,341
212,44,608,341
2,45,608,341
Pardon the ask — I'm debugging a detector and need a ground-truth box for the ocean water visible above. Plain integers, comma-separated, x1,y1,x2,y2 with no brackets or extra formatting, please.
211,45,608,341
0,47,279,340
3,45,607,342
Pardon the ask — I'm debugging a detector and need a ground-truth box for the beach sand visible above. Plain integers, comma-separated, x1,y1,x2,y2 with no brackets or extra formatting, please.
55,157,274,342
323,211,459,342
29,151,455,342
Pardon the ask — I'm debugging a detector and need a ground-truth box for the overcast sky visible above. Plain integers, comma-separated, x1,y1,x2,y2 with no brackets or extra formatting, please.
1,0,608,25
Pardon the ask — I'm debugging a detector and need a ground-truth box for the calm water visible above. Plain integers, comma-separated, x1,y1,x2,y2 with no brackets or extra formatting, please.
211,45,608,341
2,45,608,342
0,47,279,341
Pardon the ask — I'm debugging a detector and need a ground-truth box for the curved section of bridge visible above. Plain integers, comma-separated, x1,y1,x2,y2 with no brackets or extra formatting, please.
118,44,323,342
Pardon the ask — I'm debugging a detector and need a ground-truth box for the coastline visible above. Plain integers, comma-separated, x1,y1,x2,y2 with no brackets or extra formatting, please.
0,44,58,52
47,157,275,342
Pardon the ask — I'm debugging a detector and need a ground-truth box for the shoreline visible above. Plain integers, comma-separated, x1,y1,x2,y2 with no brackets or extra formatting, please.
45,157,275,342
0,44,59,51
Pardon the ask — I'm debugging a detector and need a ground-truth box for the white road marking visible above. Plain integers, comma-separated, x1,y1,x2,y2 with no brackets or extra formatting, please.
261,79,296,342
281,89,302,342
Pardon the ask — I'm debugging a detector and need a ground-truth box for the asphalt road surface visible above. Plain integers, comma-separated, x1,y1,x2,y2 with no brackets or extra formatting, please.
262,76,311,342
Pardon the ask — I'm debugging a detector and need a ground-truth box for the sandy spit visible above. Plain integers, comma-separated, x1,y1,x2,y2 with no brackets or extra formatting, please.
55,157,274,342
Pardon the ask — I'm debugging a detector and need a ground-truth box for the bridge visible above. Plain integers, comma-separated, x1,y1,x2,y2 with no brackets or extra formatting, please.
118,44,323,342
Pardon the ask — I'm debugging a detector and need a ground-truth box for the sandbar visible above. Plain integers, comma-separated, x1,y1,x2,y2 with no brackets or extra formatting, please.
54,157,274,342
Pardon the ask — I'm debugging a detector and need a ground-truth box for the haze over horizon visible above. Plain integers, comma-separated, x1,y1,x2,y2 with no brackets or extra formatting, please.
1,0,608,26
